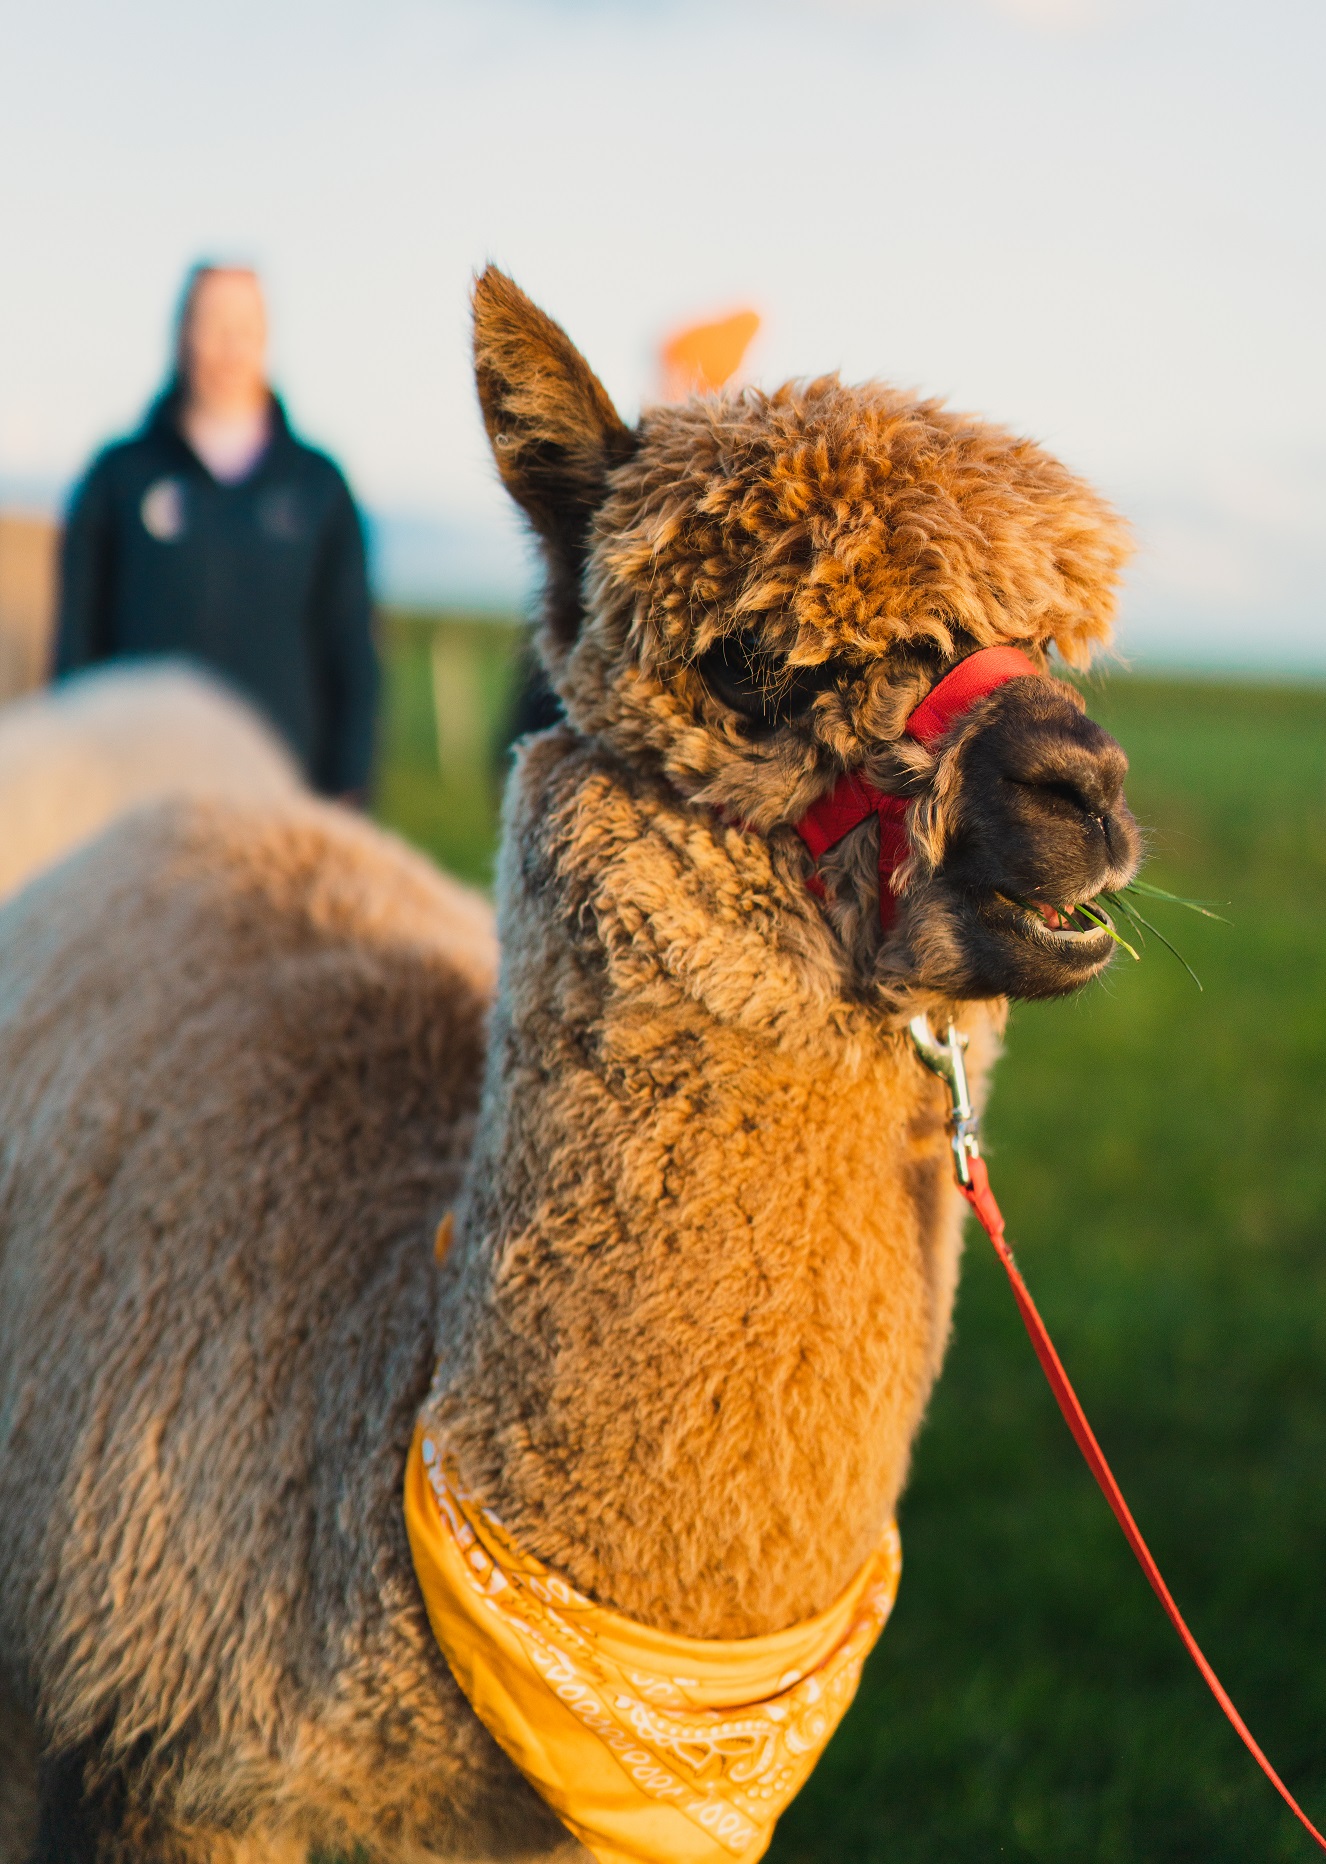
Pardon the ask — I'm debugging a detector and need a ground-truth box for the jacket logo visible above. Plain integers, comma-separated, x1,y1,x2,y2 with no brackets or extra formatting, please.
141,478,187,541
257,487,304,542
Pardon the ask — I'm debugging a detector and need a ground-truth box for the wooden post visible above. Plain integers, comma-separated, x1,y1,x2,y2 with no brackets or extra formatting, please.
0,511,58,702
429,623,484,776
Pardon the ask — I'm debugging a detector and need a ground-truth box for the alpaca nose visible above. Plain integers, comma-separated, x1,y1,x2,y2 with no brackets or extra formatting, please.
997,703,1138,878
945,682,1141,900
1002,728,1129,839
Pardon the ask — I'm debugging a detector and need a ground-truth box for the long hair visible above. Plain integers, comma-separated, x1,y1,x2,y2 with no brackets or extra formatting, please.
157,261,263,407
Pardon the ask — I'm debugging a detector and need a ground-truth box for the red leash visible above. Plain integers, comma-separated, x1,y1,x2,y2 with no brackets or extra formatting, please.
911,1015,1326,1853
788,648,1320,1840
791,651,1319,1837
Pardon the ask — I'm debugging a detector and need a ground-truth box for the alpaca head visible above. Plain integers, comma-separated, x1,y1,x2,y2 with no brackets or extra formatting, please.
475,267,1140,1006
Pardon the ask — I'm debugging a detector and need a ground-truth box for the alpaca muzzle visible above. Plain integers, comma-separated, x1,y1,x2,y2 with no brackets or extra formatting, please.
791,644,1042,928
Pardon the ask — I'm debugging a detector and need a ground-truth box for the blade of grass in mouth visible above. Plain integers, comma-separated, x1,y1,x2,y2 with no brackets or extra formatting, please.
1106,890,1148,950
1123,879,1230,923
1008,893,1142,963
1104,891,1204,991
1074,901,1141,962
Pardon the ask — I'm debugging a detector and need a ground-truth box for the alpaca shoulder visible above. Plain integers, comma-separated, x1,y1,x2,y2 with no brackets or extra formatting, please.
0,790,497,1017
0,795,512,1852
0,662,304,902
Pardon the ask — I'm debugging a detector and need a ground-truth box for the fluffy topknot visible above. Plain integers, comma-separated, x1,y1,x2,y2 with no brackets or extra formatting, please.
597,375,1130,675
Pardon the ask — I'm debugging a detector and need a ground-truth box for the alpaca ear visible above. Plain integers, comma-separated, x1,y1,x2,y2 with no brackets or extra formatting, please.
472,266,635,647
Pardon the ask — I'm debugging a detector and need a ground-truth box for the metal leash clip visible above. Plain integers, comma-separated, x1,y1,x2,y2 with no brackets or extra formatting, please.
908,1014,981,1187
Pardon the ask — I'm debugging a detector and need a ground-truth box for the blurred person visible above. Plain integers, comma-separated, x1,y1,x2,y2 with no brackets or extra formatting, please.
55,264,378,798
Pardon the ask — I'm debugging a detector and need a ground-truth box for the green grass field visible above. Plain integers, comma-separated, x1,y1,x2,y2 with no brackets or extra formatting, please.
376,623,1326,1863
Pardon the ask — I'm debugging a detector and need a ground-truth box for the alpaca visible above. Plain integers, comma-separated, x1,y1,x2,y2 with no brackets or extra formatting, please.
0,660,303,901
0,269,1139,1864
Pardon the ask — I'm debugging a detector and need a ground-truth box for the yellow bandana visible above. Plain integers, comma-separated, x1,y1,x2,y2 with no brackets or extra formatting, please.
404,1422,901,1864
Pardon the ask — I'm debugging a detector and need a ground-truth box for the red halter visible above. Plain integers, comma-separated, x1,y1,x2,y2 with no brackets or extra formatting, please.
791,645,1041,929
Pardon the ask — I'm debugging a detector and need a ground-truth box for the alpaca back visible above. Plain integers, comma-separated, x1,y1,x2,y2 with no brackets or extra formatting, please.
0,799,522,1855
0,660,302,901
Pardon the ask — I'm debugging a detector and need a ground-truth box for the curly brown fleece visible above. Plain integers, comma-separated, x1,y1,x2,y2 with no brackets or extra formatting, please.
0,269,1134,1862
0,802,577,1863
422,724,1002,1644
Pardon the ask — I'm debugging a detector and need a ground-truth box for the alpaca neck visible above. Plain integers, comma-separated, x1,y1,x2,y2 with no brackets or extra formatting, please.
425,732,972,1640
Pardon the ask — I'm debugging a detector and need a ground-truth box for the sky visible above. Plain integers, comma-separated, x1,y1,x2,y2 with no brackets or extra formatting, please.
1,0,1323,667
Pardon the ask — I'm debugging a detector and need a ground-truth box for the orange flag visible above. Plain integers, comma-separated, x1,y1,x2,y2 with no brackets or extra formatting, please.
659,308,760,401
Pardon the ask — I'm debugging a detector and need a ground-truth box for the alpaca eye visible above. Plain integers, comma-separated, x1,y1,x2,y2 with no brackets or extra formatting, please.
692,631,841,733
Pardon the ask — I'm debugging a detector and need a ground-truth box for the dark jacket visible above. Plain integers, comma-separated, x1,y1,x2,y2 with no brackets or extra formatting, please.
55,392,378,795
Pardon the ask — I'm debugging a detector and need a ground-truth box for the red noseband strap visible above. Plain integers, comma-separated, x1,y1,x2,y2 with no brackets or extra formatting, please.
902,643,1043,749
792,645,1041,930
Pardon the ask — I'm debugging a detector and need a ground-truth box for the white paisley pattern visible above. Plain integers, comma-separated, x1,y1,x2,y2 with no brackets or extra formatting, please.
405,1424,901,1864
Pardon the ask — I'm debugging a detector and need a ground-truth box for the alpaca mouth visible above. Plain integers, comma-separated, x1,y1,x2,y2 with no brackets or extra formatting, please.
994,893,1118,951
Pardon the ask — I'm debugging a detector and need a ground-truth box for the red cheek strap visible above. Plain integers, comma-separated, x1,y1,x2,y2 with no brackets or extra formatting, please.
791,644,1041,930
